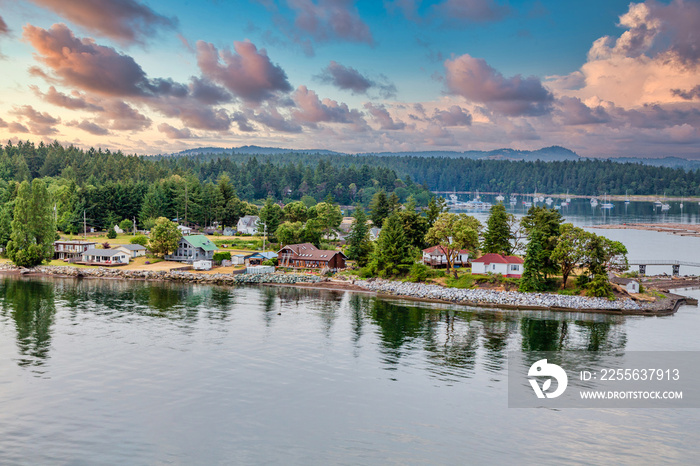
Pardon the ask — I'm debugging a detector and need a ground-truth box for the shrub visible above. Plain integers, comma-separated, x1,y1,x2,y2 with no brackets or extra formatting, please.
408,263,431,282
106,227,117,239
262,259,275,266
213,251,232,264
130,234,148,247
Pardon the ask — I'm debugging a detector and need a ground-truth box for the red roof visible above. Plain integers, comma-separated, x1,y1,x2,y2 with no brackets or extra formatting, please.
472,253,508,264
422,245,469,255
505,255,524,264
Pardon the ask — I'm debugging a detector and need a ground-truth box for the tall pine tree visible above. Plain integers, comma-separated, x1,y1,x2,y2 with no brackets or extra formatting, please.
345,207,372,266
7,179,56,267
373,212,414,277
482,204,513,255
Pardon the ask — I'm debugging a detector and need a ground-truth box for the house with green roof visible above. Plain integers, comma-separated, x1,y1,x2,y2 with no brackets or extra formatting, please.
165,234,217,264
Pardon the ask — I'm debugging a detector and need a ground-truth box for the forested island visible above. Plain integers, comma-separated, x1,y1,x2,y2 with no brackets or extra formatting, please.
1,139,699,242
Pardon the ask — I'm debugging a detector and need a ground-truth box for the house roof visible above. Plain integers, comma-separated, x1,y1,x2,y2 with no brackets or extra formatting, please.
117,244,147,251
182,235,217,251
278,243,346,262
238,215,260,228
472,253,508,264
610,276,638,285
505,255,524,264
422,245,469,256
55,240,96,245
83,248,127,257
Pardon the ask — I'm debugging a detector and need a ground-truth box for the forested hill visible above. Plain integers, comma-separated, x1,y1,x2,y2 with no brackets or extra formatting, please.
165,149,700,197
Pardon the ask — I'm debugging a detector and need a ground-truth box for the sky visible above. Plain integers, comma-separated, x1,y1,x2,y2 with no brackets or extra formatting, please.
0,0,699,158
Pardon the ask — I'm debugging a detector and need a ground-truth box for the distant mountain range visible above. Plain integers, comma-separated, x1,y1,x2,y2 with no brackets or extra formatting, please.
169,145,700,170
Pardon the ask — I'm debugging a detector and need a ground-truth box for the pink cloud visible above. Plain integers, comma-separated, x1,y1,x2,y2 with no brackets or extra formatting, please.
157,123,195,139
444,53,553,116
289,0,373,44
196,40,292,103
364,103,406,130
23,23,153,97
0,15,8,35
8,122,30,133
31,85,104,111
29,0,176,45
292,85,367,129
67,119,110,135
432,105,472,126
9,105,61,135
316,60,396,97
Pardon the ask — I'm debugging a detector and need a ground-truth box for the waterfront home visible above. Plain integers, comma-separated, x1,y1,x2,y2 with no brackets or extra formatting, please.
277,243,346,270
115,244,147,258
177,225,192,236
223,227,235,236
610,276,640,294
471,253,524,278
165,234,217,264
237,215,260,235
54,240,97,261
422,245,470,268
230,251,276,266
81,248,130,265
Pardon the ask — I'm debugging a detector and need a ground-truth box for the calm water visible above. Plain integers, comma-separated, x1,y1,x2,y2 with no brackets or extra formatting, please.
1,276,699,465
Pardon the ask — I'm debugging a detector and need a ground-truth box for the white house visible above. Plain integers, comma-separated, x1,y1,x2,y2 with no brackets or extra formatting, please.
471,253,524,278
116,244,147,258
369,227,381,241
81,248,130,265
610,276,640,294
237,215,260,235
422,245,470,268
177,225,192,235
113,225,124,234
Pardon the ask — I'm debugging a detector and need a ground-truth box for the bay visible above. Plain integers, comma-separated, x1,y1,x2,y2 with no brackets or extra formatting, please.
1,276,699,465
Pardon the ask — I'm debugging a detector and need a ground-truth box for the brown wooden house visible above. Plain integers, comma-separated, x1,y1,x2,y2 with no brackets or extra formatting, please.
277,243,346,270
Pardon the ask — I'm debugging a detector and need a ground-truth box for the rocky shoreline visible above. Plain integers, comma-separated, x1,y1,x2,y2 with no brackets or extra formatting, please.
0,263,690,315
353,278,656,313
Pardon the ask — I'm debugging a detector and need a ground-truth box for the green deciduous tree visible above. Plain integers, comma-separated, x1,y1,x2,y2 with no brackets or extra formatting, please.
276,221,304,246
425,212,481,277
283,201,308,223
482,203,513,255
6,179,56,267
130,234,148,247
551,223,589,288
148,217,181,257
313,201,342,239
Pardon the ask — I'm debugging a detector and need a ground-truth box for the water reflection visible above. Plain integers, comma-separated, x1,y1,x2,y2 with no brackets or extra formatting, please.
0,276,632,376
0,278,56,367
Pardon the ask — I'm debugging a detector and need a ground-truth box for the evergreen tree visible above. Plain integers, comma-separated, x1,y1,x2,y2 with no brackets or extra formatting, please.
521,206,563,279
519,231,547,292
258,197,283,239
373,212,414,277
345,207,372,266
482,203,513,255
369,190,390,227
6,179,56,267
423,196,449,227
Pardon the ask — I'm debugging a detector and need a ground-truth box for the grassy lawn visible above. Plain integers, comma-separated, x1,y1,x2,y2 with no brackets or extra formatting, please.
58,233,138,245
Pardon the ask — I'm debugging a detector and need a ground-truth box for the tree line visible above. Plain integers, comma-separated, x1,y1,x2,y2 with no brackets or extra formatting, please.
166,150,700,196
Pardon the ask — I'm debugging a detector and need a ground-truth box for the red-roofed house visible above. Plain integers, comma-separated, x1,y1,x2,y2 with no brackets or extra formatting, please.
471,253,524,277
422,245,470,268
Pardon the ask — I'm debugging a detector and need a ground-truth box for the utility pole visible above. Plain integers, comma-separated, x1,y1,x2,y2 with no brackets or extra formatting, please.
263,222,267,253
133,216,137,235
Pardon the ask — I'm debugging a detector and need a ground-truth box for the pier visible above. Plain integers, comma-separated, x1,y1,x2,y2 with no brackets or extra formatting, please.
627,260,700,276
